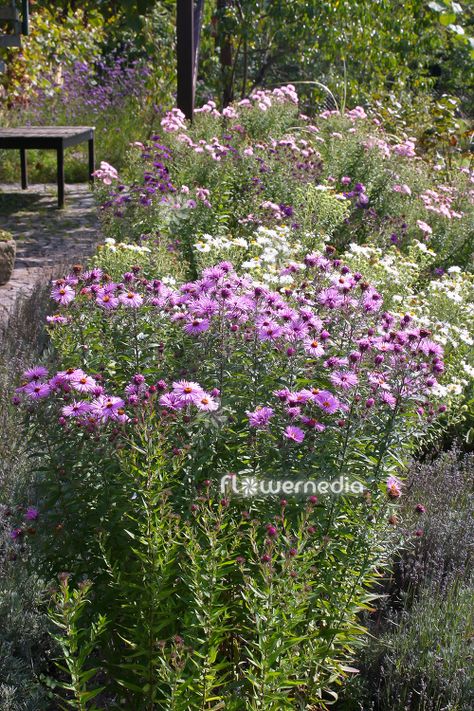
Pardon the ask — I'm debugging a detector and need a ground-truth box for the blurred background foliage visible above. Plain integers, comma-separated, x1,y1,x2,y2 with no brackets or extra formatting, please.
0,1,472,179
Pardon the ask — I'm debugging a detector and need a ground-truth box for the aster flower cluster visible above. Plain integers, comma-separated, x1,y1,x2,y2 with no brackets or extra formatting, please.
14,364,219,433
44,250,447,462
14,366,130,428
92,161,119,185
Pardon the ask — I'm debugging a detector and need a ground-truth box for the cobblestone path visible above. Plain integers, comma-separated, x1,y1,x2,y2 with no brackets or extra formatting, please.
0,183,99,324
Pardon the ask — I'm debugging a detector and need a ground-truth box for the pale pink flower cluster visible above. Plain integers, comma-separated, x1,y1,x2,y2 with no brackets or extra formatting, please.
363,136,392,159
176,133,231,162
161,108,187,133
346,106,367,120
417,220,433,236
392,183,412,195
420,188,463,220
260,201,286,221
195,100,221,117
92,161,119,185
393,139,417,158
270,136,319,159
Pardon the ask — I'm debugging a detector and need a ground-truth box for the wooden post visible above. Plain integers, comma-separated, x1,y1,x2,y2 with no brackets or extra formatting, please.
57,145,65,209
20,147,27,189
177,0,194,121
217,0,233,106
21,0,29,35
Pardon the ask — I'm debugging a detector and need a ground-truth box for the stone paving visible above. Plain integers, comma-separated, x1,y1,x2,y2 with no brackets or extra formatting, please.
0,183,100,324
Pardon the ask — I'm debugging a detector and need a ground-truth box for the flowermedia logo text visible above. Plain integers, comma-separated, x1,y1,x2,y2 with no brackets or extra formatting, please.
220,474,364,497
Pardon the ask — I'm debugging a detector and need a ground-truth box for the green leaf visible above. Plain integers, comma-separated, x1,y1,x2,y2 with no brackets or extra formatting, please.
439,12,456,24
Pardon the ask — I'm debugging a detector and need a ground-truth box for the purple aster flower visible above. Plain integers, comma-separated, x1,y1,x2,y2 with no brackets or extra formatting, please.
330,371,359,389
10,528,23,540
419,339,443,358
274,388,290,402
22,366,48,381
363,289,383,312
25,506,39,521
184,318,210,335
23,382,52,399
283,425,305,443
246,406,274,429
159,392,184,411
301,417,326,432
62,401,92,418
313,390,340,414
318,288,344,309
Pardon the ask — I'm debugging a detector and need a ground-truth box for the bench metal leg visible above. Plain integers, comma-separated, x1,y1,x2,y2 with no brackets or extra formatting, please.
57,146,65,209
20,148,28,189
88,136,95,183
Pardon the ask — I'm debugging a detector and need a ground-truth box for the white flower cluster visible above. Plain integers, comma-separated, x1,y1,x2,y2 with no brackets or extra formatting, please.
343,242,474,401
101,238,151,254
194,225,309,287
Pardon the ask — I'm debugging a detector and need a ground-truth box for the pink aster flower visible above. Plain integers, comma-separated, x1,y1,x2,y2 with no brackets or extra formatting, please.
194,393,219,411
257,321,284,341
51,284,75,306
283,425,305,443
96,293,119,310
119,291,143,308
70,373,97,394
159,392,185,411
313,390,340,414
303,338,325,357
62,401,92,418
392,183,412,195
330,371,359,389
246,406,274,429
380,391,397,408
91,395,126,421
301,417,326,432
172,380,204,404
386,476,402,498
184,318,210,335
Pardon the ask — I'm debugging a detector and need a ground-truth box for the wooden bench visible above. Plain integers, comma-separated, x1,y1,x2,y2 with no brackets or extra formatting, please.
0,126,95,208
